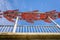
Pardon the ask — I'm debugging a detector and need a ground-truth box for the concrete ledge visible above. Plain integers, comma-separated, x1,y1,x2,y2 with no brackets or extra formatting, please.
0,33,60,39
0,35,60,39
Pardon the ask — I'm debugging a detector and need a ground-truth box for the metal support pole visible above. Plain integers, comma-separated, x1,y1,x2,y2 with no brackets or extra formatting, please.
48,16,60,28
13,17,18,33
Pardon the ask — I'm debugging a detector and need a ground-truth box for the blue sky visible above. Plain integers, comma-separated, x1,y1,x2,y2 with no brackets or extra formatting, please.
0,0,60,26
8,0,60,12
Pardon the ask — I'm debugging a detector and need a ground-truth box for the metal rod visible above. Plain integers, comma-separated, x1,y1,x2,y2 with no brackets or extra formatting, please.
48,16,60,28
13,17,18,33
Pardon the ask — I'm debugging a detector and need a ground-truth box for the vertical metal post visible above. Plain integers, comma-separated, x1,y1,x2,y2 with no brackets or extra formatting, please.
13,17,18,33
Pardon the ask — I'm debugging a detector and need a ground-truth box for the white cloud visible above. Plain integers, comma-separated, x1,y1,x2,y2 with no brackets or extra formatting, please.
0,0,14,25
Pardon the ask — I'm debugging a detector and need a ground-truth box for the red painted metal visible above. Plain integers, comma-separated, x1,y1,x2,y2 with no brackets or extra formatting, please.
58,13,60,18
0,10,60,23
